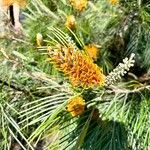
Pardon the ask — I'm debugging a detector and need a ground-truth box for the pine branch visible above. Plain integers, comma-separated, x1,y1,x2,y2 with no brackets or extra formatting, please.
106,85,150,95
0,78,52,97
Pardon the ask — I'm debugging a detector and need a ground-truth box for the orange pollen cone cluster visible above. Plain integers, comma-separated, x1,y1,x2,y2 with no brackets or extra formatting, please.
70,0,88,11
48,45,105,88
84,44,99,60
67,96,85,117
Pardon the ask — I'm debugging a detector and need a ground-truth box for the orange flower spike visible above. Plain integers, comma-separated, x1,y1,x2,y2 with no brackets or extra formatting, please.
48,45,105,88
67,96,85,117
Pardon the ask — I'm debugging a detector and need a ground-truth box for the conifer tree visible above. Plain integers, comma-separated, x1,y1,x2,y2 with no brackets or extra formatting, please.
0,0,150,149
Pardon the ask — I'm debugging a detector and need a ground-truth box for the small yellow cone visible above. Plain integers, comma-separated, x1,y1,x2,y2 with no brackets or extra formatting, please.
36,33,43,47
65,15,76,29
